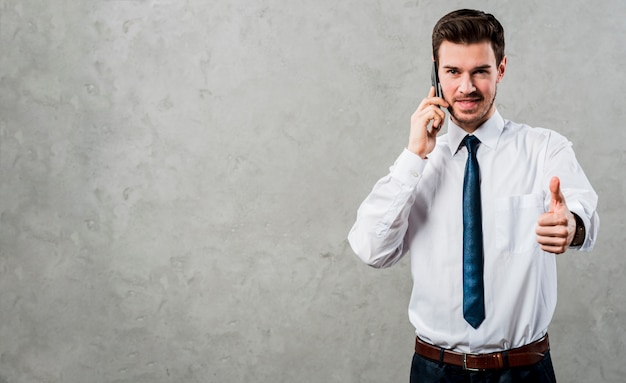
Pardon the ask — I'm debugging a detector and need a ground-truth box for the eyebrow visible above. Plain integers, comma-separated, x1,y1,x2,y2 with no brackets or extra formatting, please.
442,64,493,71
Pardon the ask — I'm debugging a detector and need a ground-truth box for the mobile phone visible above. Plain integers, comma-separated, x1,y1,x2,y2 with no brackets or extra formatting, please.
431,61,442,98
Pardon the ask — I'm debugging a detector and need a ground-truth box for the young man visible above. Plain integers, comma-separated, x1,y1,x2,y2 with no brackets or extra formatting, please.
348,9,599,383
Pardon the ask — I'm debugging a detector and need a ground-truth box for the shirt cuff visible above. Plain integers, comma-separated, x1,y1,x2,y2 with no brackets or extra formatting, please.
389,149,428,186
567,202,594,250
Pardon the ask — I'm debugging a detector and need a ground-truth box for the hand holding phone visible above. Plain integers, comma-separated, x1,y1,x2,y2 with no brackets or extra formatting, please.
407,61,448,158
431,61,443,99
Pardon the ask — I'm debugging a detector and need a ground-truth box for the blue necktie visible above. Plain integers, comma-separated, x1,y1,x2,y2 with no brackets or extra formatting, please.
462,135,485,329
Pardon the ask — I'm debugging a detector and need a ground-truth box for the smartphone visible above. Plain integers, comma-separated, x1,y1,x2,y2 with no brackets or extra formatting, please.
431,61,442,98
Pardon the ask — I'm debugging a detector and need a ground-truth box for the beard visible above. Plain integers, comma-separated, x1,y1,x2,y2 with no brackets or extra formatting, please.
446,88,497,130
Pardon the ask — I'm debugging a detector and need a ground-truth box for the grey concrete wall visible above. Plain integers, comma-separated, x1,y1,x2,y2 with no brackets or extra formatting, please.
0,0,623,382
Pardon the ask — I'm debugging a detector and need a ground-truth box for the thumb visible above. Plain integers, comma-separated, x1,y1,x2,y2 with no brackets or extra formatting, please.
549,176,565,212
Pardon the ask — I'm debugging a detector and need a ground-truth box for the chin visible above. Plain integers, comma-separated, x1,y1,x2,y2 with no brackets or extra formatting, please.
449,104,494,128
450,110,481,123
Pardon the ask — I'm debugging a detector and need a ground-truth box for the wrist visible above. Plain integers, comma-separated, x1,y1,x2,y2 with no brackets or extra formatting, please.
570,213,586,247
407,143,429,159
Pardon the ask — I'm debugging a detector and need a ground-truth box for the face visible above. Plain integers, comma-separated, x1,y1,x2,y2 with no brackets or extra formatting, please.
437,40,506,132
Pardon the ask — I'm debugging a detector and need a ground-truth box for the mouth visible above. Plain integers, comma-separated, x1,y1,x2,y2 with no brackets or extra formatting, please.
454,98,482,110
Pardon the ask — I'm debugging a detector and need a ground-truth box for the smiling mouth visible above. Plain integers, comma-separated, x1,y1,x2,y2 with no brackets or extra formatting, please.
455,99,482,109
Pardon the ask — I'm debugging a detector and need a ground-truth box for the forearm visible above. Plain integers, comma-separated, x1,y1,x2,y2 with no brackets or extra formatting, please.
542,130,600,251
348,150,427,267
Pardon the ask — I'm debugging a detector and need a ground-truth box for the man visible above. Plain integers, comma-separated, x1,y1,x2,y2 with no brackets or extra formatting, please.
348,9,599,383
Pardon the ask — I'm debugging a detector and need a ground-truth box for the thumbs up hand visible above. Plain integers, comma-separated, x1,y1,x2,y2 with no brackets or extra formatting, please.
536,177,577,254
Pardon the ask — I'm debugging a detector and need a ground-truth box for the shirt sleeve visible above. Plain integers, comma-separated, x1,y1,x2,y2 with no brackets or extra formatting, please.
542,130,600,251
347,149,428,268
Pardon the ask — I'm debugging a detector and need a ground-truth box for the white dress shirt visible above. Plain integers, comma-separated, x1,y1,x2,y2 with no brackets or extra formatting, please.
348,110,599,353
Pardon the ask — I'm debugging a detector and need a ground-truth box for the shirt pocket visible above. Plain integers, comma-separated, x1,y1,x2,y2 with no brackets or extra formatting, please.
495,194,545,254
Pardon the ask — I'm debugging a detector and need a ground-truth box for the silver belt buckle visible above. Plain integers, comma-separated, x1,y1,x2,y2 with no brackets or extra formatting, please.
463,353,485,372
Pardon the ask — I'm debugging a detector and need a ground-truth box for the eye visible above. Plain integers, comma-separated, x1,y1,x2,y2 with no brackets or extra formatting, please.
447,69,458,75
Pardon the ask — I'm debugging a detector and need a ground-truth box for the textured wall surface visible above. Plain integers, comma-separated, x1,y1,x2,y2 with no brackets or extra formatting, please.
0,0,624,382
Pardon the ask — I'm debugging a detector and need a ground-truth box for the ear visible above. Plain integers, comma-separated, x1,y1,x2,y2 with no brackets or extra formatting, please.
496,56,507,83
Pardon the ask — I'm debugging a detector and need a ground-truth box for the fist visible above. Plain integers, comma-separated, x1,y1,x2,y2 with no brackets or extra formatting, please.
536,177,576,254
408,86,448,159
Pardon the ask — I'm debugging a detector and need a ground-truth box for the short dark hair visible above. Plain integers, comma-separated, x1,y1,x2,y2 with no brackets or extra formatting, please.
432,9,505,65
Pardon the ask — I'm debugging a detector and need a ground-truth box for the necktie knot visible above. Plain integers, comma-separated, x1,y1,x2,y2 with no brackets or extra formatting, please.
464,135,480,154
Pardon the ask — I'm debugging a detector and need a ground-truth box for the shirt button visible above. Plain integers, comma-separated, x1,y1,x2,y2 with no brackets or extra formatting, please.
412,171,419,177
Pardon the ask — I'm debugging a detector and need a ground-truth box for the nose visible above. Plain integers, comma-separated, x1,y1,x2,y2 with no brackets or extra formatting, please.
458,74,476,94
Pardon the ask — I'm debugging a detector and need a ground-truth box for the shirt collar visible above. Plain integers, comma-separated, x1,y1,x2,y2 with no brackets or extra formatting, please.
447,109,504,156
